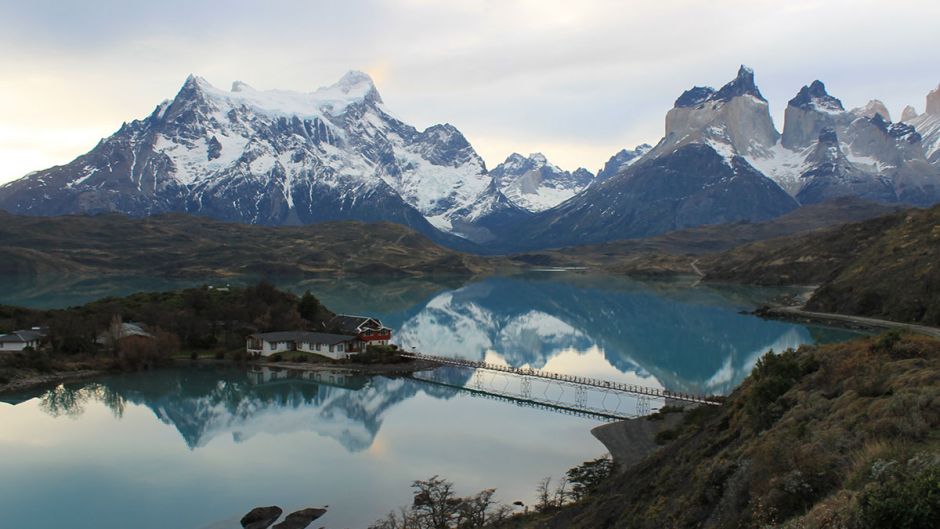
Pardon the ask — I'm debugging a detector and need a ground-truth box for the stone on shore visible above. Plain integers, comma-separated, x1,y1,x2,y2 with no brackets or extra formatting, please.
241,506,283,529
271,507,328,529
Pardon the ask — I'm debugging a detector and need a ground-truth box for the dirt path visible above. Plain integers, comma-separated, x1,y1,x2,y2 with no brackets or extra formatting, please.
763,306,940,338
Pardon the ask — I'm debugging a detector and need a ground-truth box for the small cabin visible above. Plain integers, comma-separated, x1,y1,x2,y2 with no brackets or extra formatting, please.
327,315,393,346
0,328,46,352
246,331,362,360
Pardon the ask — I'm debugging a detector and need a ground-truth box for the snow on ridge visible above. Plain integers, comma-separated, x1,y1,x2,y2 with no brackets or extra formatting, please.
192,71,379,120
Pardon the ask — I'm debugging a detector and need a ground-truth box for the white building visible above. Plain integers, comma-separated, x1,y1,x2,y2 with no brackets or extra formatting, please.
246,331,362,360
0,329,45,352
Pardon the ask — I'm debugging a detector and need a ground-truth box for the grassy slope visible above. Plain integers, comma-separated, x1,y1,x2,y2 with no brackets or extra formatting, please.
496,334,940,529
510,198,899,275
0,212,506,279
703,204,940,325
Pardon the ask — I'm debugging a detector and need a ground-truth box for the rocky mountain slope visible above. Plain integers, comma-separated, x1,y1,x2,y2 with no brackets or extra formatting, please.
491,141,800,252
0,72,525,243
594,144,651,181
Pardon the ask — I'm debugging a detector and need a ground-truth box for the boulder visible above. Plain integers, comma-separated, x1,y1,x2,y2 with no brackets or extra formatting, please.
241,506,283,529
272,508,328,529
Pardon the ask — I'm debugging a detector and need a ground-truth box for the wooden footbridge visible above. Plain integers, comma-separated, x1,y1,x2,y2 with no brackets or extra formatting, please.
401,352,722,420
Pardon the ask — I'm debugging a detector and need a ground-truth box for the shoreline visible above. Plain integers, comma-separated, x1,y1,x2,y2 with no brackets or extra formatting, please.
753,305,940,338
0,369,106,396
0,357,442,397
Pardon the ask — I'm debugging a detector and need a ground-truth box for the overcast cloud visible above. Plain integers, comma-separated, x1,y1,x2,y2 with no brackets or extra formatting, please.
1,0,938,184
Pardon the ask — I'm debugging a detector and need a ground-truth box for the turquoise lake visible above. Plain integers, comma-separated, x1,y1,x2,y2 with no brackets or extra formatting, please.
0,273,859,528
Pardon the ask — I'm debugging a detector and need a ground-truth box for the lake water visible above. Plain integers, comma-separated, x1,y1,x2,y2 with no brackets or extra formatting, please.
0,273,859,529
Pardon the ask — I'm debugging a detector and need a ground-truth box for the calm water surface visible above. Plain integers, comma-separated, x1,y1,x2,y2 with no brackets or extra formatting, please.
0,273,859,529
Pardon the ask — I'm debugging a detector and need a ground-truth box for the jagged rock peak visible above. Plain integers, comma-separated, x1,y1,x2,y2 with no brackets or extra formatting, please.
714,65,766,103
789,80,844,113
675,86,717,108
852,99,892,122
673,65,765,108
529,152,549,164
927,84,940,115
901,105,919,122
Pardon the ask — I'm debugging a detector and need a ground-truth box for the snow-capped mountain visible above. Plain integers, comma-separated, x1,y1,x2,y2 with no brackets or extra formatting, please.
0,71,523,243
749,79,940,205
487,67,800,251
489,153,594,212
595,144,652,181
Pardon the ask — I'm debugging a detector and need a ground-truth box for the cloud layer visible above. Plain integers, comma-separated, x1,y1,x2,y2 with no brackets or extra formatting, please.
1,0,937,184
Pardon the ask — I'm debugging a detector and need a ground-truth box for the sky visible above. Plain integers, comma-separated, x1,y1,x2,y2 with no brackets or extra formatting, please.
1,0,938,184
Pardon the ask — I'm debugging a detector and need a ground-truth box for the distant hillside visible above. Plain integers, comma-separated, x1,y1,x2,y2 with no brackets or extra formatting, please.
512,198,900,275
494,333,940,529
703,204,940,325
0,212,505,280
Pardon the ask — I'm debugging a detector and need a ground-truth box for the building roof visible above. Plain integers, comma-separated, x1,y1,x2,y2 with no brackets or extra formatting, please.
0,330,45,344
251,331,357,345
117,322,153,339
328,314,388,334
96,322,154,345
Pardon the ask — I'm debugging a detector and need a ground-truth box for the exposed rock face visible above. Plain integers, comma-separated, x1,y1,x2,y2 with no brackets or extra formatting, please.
796,128,896,205
908,84,940,164
0,72,524,244
241,506,283,529
927,84,940,115
781,80,852,150
489,153,594,212
901,105,919,122
750,79,940,206
851,99,892,122
654,66,780,160
595,144,652,181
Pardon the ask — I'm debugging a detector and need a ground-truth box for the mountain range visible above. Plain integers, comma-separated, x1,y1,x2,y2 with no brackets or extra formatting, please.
1,68,938,253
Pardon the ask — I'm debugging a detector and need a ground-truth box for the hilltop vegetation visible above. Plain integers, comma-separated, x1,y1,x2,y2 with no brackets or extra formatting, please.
0,212,504,280
0,284,334,389
511,198,899,276
492,333,940,529
704,204,940,325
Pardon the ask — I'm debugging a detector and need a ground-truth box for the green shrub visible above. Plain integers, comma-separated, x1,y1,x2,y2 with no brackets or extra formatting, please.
859,454,940,529
745,349,817,430
655,428,679,445
873,330,903,353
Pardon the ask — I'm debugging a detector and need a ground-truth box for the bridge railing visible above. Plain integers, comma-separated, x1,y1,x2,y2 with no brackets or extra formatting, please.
401,352,721,406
